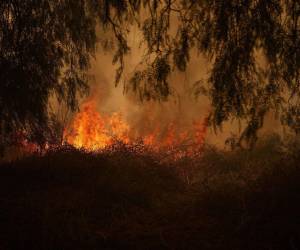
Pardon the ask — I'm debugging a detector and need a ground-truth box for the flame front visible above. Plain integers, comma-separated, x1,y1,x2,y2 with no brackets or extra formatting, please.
64,101,130,150
64,100,208,154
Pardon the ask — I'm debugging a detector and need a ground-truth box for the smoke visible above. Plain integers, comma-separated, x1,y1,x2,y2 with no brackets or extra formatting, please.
82,24,283,149
86,26,210,143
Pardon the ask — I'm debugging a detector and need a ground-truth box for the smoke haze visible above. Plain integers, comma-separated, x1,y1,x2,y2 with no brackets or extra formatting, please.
78,27,283,148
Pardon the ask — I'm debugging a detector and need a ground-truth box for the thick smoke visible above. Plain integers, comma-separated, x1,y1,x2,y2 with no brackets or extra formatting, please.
83,26,283,148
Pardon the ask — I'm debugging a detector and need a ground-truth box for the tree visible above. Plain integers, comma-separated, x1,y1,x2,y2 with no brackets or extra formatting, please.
110,0,300,146
0,0,299,148
0,1,89,145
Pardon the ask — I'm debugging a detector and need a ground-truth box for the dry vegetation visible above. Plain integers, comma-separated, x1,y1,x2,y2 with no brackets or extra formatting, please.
1,134,300,250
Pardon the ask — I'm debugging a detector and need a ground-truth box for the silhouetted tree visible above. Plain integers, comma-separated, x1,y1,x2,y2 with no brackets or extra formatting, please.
116,0,300,146
0,1,92,146
0,0,138,149
0,0,299,148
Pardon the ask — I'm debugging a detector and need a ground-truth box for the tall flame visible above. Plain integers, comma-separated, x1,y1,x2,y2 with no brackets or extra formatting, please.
64,100,208,154
64,101,130,150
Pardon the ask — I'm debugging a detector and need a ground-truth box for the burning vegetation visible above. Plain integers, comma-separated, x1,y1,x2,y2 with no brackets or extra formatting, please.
64,101,130,151
63,100,208,158
1,98,208,162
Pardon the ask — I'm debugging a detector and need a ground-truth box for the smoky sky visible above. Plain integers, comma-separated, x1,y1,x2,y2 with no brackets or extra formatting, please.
83,25,283,148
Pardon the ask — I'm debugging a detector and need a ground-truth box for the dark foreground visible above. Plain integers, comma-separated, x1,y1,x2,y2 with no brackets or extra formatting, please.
1,136,300,250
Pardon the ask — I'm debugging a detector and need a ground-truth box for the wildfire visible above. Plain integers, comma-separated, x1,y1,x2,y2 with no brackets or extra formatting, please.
64,100,208,156
64,101,130,150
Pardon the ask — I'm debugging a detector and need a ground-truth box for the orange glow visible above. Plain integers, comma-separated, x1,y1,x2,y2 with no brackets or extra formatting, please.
64,101,130,150
64,100,208,156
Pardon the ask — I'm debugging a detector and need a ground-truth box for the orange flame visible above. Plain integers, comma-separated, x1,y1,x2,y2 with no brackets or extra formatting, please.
64,100,208,155
64,101,130,150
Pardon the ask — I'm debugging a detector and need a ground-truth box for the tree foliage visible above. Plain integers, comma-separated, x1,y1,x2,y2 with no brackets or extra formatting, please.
0,0,137,147
0,0,95,145
114,0,299,145
0,0,299,147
